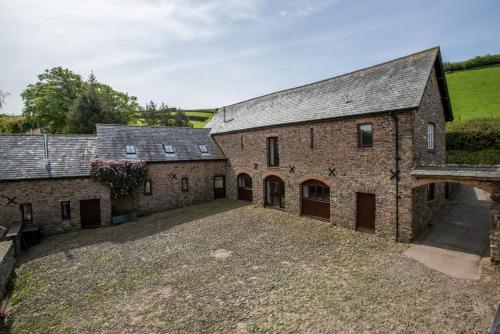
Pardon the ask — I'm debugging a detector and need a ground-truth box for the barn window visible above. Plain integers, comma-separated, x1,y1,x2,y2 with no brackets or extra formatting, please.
358,123,373,148
267,137,279,166
61,201,71,220
182,177,189,192
427,183,435,202
21,204,33,223
310,128,314,149
427,123,435,151
144,180,152,195
164,144,175,154
126,145,136,154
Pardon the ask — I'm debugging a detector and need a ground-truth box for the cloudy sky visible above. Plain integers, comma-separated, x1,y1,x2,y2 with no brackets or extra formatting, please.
1,0,499,115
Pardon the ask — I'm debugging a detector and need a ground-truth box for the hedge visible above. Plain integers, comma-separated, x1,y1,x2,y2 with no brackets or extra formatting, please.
446,117,500,151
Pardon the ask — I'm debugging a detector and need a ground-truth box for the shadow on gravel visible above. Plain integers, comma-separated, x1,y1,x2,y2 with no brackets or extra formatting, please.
17,199,249,264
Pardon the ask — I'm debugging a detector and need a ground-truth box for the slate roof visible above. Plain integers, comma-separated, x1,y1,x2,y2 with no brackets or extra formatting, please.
0,135,97,181
207,47,451,134
96,124,226,162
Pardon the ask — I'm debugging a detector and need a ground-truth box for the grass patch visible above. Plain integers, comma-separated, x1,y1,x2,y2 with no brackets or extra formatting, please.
447,147,500,164
446,66,500,121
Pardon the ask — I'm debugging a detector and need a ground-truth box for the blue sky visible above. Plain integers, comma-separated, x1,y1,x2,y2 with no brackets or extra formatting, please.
1,0,499,115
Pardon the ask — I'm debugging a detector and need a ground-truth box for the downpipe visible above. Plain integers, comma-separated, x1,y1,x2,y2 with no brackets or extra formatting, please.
391,112,400,242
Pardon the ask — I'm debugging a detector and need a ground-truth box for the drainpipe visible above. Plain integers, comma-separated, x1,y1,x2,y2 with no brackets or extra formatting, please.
391,112,400,242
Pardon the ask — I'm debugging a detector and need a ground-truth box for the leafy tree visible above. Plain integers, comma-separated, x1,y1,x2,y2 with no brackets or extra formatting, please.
21,67,85,132
66,74,123,134
142,100,159,126
0,114,30,134
172,109,192,127
0,90,9,109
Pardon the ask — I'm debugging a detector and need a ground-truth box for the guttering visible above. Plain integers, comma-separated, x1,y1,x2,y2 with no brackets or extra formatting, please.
391,111,400,242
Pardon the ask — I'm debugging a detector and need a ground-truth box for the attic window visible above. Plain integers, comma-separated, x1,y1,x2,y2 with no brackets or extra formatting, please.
198,145,209,153
126,145,136,154
164,144,175,154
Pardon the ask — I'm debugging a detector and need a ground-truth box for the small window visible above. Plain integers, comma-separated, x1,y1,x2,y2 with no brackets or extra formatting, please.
358,123,373,148
61,201,71,220
240,135,244,150
267,137,279,166
126,145,136,154
182,177,189,192
164,144,175,154
310,128,314,149
198,145,209,153
427,123,435,151
21,204,33,223
427,183,435,202
144,180,152,195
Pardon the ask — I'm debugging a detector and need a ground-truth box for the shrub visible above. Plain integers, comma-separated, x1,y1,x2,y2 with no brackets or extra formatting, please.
446,117,500,151
90,159,146,199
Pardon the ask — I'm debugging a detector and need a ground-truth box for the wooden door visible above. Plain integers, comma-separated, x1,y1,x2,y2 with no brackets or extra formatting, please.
80,199,101,229
265,176,284,208
356,193,375,233
214,176,226,199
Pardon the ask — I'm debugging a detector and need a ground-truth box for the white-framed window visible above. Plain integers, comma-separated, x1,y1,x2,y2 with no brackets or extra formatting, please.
164,144,175,154
126,145,136,154
427,123,435,151
198,144,209,153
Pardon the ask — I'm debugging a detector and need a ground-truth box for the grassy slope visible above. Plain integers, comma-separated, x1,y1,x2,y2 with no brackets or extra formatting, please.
183,109,214,128
445,66,500,121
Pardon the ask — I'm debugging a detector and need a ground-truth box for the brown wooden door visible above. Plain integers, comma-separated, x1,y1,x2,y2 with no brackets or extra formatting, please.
80,199,101,229
356,193,375,233
214,176,226,199
237,174,253,202
301,180,330,220
265,175,284,208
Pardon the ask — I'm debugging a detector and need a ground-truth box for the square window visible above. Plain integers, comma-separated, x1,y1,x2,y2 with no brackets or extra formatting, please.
198,145,209,153
21,204,33,223
144,180,152,195
61,201,71,220
358,123,373,148
182,177,189,192
164,144,175,154
126,145,136,154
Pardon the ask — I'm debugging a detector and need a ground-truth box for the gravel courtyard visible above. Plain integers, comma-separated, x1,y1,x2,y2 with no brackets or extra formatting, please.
6,200,500,333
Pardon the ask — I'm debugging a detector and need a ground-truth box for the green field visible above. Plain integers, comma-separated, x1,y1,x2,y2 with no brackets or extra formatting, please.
184,109,214,128
446,66,500,121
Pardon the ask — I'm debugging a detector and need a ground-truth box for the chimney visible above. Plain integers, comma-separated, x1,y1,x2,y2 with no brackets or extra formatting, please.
43,131,51,174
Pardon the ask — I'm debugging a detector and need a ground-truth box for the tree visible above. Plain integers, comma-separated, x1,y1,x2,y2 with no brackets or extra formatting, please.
0,90,9,109
21,67,85,132
142,101,159,126
172,109,192,127
66,75,106,134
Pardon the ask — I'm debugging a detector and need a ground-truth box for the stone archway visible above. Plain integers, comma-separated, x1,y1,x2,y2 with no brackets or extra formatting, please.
411,165,500,263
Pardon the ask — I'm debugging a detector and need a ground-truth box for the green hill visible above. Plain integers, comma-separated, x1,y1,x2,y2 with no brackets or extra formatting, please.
183,109,214,128
445,66,500,121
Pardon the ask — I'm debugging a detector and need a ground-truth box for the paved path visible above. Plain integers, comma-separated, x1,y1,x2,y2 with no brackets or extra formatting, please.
404,186,491,280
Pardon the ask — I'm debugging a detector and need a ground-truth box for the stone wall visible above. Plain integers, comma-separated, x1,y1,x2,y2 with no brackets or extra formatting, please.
0,178,111,235
112,160,227,216
490,192,500,263
0,241,14,301
213,111,416,241
410,65,448,237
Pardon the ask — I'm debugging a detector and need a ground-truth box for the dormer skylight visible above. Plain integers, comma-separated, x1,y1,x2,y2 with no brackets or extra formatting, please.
198,144,209,153
164,144,175,154
126,145,136,155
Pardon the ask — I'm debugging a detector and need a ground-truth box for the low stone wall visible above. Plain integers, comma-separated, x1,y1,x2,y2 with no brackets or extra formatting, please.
0,241,14,301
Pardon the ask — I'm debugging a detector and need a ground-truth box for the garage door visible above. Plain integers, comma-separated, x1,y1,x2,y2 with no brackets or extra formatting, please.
301,180,330,220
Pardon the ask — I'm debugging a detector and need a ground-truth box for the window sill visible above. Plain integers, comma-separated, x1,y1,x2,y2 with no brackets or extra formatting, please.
427,149,436,153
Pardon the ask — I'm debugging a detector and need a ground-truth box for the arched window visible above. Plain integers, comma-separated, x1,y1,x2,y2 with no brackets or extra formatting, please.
301,179,330,219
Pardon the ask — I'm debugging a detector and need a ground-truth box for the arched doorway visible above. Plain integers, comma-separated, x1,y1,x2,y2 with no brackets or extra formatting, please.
301,179,330,219
237,173,253,202
264,175,285,208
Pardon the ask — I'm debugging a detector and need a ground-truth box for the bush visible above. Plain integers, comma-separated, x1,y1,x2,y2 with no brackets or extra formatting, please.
90,159,147,199
0,114,30,134
444,54,500,73
446,117,500,151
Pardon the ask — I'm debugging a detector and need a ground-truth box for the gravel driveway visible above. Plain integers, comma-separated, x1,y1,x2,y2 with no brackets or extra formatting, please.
6,200,500,333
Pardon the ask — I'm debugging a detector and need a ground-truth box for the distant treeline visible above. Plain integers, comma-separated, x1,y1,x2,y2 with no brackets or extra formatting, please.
444,54,500,72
